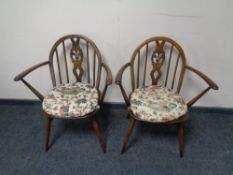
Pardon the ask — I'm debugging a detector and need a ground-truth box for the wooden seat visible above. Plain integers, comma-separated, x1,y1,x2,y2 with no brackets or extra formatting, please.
14,34,112,152
116,36,218,157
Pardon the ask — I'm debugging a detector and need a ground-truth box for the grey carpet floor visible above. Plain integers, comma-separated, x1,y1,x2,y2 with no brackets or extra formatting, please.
0,103,233,175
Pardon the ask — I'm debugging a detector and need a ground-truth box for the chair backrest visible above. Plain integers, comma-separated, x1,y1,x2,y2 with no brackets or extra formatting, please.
48,34,103,89
130,36,187,93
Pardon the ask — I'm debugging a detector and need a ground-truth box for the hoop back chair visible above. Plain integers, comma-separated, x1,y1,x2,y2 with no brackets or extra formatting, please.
14,34,112,152
116,36,218,157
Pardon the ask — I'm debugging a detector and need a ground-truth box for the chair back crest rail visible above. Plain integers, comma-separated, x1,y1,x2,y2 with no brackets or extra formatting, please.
48,34,103,90
130,36,187,93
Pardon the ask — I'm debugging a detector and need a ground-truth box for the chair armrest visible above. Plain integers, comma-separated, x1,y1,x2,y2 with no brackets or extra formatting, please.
99,63,113,104
185,65,219,90
115,62,131,106
115,62,131,85
185,65,219,108
14,61,50,101
14,61,50,81
102,63,112,85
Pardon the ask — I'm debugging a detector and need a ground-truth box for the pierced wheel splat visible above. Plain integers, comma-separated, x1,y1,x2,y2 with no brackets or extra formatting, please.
70,38,84,82
150,40,166,85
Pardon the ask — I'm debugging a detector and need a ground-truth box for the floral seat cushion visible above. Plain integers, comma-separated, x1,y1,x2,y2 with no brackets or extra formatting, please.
130,85,187,123
42,82,99,118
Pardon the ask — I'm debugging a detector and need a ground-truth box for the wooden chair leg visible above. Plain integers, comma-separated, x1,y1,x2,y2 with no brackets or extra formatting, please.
177,123,184,158
92,119,106,153
45,117,52,152
121,118,137,154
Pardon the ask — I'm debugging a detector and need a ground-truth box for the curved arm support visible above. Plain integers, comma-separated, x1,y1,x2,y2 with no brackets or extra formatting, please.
185,65,219,108
115,62,131,106
99,63,113,104
14,61,50,101
185,65,218,90
21,78,44,101
102,63,112,85
115,62,131,85
14,61,50,81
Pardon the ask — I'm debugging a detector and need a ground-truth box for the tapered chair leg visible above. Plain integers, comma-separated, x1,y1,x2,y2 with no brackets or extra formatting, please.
92,119,106,153
45,117,52,152
177,123,184,158
121,118,137,154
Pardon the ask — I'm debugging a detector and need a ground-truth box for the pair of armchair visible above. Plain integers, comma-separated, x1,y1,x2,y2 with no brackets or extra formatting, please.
14,34,218,157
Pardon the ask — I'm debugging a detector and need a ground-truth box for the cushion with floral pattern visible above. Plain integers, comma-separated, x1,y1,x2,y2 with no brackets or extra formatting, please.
130,85,187,123
42,82,99,118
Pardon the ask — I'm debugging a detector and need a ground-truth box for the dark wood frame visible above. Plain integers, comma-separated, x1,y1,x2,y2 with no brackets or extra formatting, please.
14,34,112,153
116,36,218,157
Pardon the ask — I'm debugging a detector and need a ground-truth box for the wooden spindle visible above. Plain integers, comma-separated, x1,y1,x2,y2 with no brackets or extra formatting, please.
137,51,140,88
62,41,69,83
55,49,62,84
86,41,90,83
171,54,180,89
143,44,149,87
165,45,174,87
93,51,96,86
131,64,135,91
49,64,56,87
96,62,101,90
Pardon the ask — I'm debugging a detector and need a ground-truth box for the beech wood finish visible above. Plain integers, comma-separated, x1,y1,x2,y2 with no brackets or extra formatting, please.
14,34,112,152
116,36,218,157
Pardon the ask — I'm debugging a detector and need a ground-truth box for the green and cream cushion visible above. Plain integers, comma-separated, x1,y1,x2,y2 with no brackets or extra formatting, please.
42,82,99,118
130,85,187,123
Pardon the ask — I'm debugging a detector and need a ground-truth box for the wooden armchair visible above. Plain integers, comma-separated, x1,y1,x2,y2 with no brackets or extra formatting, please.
116,36,218,157
14,34,112,152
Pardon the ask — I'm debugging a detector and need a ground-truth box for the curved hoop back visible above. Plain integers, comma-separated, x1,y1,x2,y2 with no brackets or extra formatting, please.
48,34,103,89
130,36,187,93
